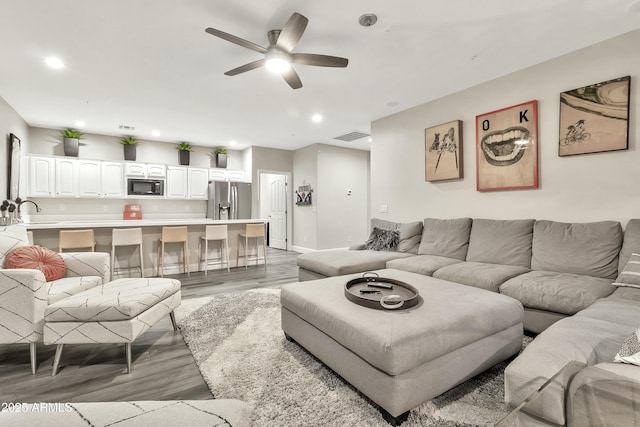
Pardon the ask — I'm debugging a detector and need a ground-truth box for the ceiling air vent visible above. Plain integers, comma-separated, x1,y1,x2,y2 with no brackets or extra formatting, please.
119,124,136,131
334,131,370,142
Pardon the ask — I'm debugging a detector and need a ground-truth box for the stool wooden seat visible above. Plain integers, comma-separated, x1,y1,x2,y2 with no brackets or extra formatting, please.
199,225,230,275
157,226,189,277
236,223,267,270
111,228,144,278
59,229,95,252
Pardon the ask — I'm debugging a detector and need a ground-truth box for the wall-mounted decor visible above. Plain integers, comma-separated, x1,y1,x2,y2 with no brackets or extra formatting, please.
7,133,21,200
425,120,463,182
558,76,630,157
295,184,313,206
476,100,538,192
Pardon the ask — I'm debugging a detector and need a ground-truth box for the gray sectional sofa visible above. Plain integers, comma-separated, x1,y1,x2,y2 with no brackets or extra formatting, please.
296,217,640,425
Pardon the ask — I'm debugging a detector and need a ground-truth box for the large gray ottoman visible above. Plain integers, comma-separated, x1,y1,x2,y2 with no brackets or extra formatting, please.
281,268,524,422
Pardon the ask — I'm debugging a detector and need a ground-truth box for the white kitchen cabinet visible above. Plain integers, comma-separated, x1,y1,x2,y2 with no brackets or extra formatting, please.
28,156,55,197
209,168,245,182
125,162,166,178
188,168,209,199
55,158,77,197
125,163,146,177
101,162,125,198
77,160,102,198
226,169,245,182
166,166,188,199
146,163,166,178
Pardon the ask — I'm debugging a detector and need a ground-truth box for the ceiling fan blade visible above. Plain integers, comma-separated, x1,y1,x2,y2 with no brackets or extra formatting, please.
224,59,266,76
205,27,267,54
276,13,309,52
282,67,303,89
292,53,348,68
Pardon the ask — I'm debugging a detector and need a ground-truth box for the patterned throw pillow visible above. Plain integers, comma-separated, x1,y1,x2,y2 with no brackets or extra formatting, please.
613,253,640,288
364,227,400,251
0,224,30,268
6,246,67,282
614,328,640,366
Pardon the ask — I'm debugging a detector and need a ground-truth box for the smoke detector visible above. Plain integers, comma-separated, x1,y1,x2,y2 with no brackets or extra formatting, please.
359,14,377,27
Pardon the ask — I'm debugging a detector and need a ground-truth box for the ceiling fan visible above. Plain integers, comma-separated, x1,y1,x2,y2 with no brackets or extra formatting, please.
205,12,348,89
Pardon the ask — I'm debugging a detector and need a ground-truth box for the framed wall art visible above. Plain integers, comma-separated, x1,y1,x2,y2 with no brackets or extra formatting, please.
558,75,630,157
7,133,21,200
476,100,538,192
425,120,463,182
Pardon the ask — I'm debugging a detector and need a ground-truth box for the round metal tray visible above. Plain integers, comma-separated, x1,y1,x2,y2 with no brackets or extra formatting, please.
344,272,420,311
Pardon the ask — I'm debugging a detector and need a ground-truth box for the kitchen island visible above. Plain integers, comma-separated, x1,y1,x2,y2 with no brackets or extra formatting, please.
26,219,268,277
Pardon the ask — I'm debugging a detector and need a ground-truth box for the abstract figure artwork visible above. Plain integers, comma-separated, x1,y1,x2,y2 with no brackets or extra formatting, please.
559,76,630,157
476,100,538,191
425,120,463,182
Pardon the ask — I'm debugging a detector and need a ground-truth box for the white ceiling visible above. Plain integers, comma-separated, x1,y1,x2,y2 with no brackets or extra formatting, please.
2,0,640,152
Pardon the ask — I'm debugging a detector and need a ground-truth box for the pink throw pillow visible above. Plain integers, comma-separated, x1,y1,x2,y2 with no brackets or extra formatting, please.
6,246,67,282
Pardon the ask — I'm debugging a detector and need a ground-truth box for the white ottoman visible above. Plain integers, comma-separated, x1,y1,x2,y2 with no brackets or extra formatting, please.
44,277,182,375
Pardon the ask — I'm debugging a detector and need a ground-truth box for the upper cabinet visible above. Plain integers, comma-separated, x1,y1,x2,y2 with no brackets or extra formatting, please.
125,162,166,178
101,162,125,198
209,168,245,182
166,166,209,199
28,156,55,197
77,160,102,197
55,158,77,197
165,166,188,199
188,168,209,199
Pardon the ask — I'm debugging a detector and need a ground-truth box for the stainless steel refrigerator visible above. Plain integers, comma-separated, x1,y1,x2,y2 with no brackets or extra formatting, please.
206,181,252,220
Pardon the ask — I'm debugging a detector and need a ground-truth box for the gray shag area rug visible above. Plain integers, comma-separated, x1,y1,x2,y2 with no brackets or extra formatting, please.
175,288,531,427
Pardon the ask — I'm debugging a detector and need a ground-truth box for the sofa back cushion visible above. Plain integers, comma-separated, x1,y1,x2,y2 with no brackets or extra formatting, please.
0,224,30,268
532,220,622,279
418,218,472,260
466,219,535,268
619,219,640,273
370,218,423,254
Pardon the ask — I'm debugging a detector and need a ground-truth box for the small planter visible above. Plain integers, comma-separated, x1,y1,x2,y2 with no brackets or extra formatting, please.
216,153,228,168
179,150,190,166
63,138,79,157
124,144,136,161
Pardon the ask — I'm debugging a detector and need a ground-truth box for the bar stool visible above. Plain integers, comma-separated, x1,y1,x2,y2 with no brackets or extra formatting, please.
111,228,144,278
59,229,96,252
199,225,230,275
236,223,267,270
157,226,189,278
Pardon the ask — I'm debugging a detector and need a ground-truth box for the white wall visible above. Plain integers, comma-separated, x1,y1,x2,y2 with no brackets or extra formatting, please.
371,29,640,227
0,96,29,202
292,145,318,250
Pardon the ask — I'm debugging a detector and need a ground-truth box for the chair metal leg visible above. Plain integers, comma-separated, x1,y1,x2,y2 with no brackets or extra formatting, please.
52,344,64,376
204,239,208,276
126,343,132,374
184,241,190,278
30,342,37,375
138,243,144,278
169,311,178,331
225,238,230,272
263,237,267,270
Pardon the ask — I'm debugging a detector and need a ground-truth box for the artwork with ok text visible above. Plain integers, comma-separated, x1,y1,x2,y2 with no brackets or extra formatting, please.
558,76,630,157
425,120,463,182
476,100,538,191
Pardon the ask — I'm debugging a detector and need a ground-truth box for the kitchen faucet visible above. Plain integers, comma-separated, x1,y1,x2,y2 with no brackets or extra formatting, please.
16,199,42,222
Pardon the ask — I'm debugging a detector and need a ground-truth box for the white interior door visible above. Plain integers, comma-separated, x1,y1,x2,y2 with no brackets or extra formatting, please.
260,173,287,250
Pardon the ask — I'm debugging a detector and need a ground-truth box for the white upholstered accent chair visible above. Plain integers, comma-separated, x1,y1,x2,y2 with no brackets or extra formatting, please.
0,224,110,374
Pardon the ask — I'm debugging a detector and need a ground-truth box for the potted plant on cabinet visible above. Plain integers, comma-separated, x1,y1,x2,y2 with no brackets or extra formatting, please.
60,128,83,157
120,136,138,161
176,142,192,165
210,148,228,168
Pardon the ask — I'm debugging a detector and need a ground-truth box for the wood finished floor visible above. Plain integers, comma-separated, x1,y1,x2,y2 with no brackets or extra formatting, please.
0,248,300,403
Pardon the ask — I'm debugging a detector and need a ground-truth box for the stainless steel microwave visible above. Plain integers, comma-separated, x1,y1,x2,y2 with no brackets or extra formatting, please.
127,178,164,196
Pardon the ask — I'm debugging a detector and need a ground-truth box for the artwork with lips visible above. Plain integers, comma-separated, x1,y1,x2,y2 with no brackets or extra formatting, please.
476,100,538,191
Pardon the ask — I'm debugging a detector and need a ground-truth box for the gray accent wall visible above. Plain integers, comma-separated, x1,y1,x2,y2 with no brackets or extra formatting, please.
371,29,639,227
0,96,29,201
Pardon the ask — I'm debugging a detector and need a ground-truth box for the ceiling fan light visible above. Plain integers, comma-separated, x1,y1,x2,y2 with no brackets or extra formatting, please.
265,57,291,74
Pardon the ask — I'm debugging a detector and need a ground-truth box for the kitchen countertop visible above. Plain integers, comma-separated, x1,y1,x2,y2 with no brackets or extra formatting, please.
25,218,268,230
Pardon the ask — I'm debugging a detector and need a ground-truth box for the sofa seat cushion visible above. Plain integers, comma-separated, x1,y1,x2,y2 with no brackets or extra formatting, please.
296,250,414,277
499,271,614,315
575,298,640,328
433,261,529,292
531,220,622,280
47,276,103,305
607,286,640,302
45,278,181,322
504,316,635,425
466,218,534,268
386,255,462,276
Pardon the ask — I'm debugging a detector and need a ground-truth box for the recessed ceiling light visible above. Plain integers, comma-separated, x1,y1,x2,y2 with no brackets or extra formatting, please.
151,130,161,137
229,140,237,146
74,120,85,127
45,57,64,69
312,114,323,123
368,137,372,142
